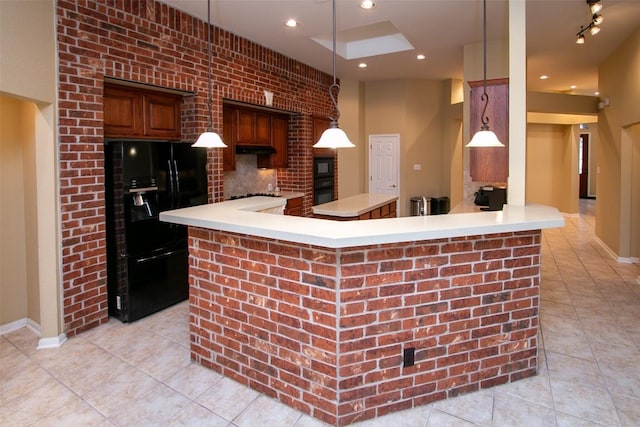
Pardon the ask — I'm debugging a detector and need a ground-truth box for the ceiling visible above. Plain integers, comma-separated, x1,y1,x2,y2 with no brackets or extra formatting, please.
162,0,640,96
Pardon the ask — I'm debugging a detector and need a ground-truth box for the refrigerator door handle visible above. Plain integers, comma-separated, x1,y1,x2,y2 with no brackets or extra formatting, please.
173,160,180,196
167,159,175,207
135,249,183,264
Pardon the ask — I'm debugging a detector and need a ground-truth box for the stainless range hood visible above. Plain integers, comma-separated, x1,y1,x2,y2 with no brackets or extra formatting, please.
235,145,276,155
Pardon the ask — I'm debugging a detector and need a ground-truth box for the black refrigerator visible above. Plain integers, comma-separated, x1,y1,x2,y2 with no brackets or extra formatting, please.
104,140,208,322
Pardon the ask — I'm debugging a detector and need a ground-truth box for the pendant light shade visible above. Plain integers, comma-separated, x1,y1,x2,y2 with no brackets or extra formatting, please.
465,0,504,148
466,130,504,147
192,0,226,148
314,122,355,148
313,0,354,149
193,130,226,148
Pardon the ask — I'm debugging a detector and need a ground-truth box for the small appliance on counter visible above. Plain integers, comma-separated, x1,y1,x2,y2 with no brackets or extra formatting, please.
474,185,507,211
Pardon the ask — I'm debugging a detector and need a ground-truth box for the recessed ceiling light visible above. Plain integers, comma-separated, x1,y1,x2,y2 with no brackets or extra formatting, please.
570,85,577,89
360,0,376,10
595,91,600,96
284,18,299,28
416,54,426,60
539,75,549,80
358,63,367,68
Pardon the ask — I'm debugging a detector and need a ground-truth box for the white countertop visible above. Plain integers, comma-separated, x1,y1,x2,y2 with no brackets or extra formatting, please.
160,197,565,249
312,193,398,217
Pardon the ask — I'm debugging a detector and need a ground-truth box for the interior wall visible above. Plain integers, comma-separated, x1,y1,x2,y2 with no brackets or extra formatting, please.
526,123,578,214
631,124,640,258
338,79,366,199
0,95,33,325
363,79,447,216
0,0,59,341
597,25,640,257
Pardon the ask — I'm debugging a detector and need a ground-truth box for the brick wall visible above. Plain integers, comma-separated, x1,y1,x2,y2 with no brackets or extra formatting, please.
57,0,333,336
189,228,542,426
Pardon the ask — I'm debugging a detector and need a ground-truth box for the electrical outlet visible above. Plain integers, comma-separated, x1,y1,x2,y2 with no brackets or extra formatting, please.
116,295,121,310
403,347,415,367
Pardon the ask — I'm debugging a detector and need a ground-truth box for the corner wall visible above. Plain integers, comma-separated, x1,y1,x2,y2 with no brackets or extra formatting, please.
526,124,579,214
597,26,640,258
363,79,448,216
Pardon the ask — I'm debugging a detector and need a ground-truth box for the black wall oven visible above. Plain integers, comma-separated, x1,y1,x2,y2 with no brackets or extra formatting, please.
313,156,335,205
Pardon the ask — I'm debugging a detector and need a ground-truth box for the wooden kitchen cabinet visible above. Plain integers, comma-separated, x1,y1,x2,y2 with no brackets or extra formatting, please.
235,108,271,146
469,79,509,183
284,196,303,216
257,114,289,169
223,103,290,170
104,84,181,140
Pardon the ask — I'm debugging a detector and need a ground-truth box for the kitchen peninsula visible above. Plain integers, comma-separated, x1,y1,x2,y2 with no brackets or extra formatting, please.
160,199,564,426
313,193,398,220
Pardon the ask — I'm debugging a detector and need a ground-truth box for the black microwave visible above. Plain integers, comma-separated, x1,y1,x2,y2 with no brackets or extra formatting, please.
314,156,334,179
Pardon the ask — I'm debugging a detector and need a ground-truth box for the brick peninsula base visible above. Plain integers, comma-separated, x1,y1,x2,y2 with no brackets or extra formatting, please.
187,227,542,426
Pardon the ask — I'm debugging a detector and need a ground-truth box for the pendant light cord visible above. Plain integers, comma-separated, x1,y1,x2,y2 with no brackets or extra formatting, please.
480,0,490,129
206,0,213,131
328,0,340,124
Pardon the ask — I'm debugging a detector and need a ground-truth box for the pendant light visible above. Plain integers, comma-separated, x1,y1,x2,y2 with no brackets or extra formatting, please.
466,0,504,148
192,0,226,148
313,0,355,149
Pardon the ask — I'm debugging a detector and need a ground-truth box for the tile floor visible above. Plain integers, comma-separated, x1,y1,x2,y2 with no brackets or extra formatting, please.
1,200,639,426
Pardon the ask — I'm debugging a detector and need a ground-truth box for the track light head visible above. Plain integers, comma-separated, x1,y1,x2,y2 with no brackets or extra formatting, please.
590,25,601,35
588,0,602,14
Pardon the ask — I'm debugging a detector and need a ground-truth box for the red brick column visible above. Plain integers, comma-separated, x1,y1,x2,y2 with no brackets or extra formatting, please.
188,228,541,426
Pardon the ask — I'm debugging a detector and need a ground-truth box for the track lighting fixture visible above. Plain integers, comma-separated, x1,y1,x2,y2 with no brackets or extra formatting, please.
576,0,604,44
588,0,602,14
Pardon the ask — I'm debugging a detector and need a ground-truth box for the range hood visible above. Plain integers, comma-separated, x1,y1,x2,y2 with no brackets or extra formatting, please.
235,145,276,155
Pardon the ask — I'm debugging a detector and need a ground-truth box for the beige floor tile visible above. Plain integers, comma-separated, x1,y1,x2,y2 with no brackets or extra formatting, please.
492,393,556,426
550,379,620,426
611,393,640,427
234,394,304,427
541,330,595,361
430,389,493,425
0,376,79,426
109,381,191,427
352,405,431,427
425,409,478,426
29,397,109,426
83,365,160,418
164,401,229,427
135,338,191,381
294,414,334,427
546,351,605,388
165,362,224,400
196,376,260,421
494,371,554,408
555,411,612,426
0,364,53,404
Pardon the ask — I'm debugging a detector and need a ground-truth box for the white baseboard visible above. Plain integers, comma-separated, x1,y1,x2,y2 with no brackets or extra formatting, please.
593,235,638,264
0,318,29,335
38,334,68,349
1,317,67,349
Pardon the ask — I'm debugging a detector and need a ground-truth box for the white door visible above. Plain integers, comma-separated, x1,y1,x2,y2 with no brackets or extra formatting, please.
369,134,400,210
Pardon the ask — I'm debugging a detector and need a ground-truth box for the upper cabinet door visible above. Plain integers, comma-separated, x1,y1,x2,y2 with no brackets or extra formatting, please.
235,109,255,144
469,79,509,183
104,84,182,140
104,85,143,137
143,93,181,140
235,109,272,145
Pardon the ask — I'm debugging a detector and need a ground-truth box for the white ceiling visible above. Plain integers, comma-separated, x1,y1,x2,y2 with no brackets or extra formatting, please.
162,0,640,96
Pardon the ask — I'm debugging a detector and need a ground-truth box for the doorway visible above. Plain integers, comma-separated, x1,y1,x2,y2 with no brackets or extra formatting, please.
579,133,590,199
368,134,400,211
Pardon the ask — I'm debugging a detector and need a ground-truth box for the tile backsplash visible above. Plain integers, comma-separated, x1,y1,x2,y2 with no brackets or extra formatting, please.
224,154,277,198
